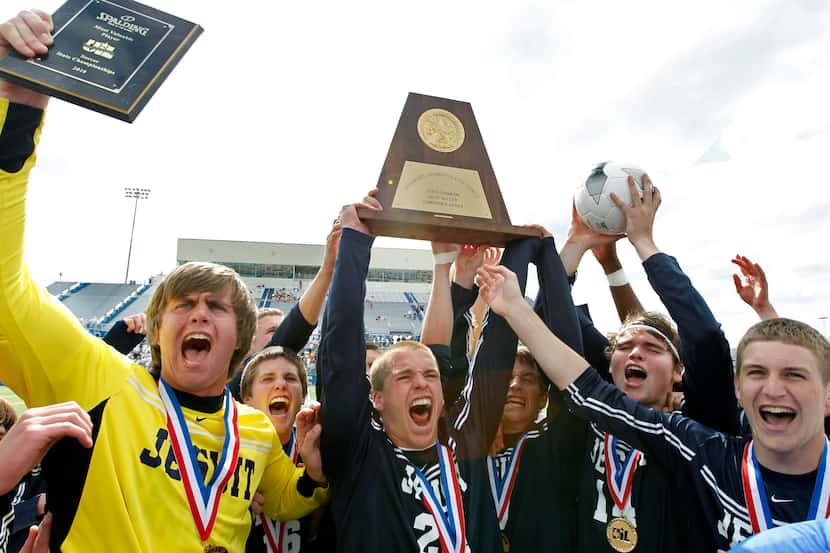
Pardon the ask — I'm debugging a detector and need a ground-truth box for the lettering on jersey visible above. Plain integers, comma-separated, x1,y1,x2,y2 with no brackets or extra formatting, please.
259,518,301,553
589,436,638,526
400,463,469,553
400,463,469,500
414,512,439,553
139,427,255,500
717,510,753,548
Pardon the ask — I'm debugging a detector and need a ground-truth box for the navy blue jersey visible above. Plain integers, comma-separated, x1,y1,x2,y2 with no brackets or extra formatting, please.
318,229,502,553
452,236,587,552
566,367,826,550
571,252,740,552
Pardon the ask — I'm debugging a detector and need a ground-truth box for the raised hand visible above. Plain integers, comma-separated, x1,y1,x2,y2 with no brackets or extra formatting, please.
453,245,485,289
475,264,524,318
0,9,53,108
321,217,343,270
731,254,778,320
560,201,622,277
610,175,660,261
338,189,382,236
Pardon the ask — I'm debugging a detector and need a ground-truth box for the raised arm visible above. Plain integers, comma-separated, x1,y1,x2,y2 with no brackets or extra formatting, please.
297,218,341,326
318,201,378,479
447,237,539,459
0,11,129,409
591,242,644,323
614,175,738,431
419,242,458,346
477,263,709,475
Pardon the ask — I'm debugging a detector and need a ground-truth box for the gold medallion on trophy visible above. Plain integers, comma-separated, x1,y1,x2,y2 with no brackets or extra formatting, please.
606,517,638,552
500,531,510,552
417,108,465,153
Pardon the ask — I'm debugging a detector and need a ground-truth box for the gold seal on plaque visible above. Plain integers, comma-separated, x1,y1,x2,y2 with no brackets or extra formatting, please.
500,531,510,552
417,108,465,153
606,517,638,552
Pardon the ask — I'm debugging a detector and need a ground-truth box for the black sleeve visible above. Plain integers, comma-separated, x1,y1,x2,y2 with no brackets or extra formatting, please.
318,229,374,480
530,236,584,425
446,236,541,459
443,283,478,406
0,103,42,173
575,304,612,381
644,253,739,434
266,303,316,354
101,320,145,355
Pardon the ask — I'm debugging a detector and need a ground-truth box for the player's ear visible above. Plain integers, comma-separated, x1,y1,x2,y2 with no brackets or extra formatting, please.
371,389,384,412
734,373,743,407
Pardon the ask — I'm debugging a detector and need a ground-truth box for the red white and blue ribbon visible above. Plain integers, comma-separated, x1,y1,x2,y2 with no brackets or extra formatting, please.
261,431,299,552
742,438,830,534
158,377,240,541
604,434,641,513
487,433,529,530
411,443,467,553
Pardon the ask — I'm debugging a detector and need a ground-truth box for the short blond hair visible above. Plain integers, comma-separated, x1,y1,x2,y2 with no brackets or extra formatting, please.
736,318,830,383
370,341,437,392
257,307,284,321
146,262,256,377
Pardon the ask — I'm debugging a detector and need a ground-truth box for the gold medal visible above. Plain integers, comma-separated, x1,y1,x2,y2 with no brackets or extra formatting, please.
500,531,510,552
606,517,638,552
204,546,228,553
417,108,465,153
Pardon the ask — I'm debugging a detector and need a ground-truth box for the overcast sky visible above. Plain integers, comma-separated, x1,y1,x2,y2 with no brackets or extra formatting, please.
19,0,830,345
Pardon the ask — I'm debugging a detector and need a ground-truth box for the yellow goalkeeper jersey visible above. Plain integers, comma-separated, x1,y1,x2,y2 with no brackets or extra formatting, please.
0,98,328,553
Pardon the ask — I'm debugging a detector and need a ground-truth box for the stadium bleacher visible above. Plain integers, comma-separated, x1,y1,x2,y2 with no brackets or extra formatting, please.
47,275,430,343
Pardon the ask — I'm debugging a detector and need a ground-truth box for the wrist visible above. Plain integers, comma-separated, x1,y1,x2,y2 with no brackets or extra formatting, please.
605,268,628,287
433,250,458,265
630,237,659,261
503,296,534,326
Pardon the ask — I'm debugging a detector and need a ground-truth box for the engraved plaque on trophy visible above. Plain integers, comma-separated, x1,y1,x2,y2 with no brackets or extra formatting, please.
0,0,203,122
357,92,540,245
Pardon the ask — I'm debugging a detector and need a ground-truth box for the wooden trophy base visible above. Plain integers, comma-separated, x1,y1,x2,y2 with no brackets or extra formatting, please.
357,207,540,246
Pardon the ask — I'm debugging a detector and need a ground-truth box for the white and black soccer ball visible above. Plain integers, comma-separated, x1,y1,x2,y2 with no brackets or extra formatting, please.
574,161,647,235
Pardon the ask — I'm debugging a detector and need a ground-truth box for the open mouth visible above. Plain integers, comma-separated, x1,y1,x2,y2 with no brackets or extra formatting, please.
269,397,290,416
759,406,796,426
624,365,647,383
505,396,526,408
182,333,211,363
409,398,432,426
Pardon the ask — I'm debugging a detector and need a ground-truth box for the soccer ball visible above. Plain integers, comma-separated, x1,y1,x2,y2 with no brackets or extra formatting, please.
574,161,647,235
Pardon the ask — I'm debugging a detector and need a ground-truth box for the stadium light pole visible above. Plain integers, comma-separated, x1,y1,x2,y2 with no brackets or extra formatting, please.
124,187,150,284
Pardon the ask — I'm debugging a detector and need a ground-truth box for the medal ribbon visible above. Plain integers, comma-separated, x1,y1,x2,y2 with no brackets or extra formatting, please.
261,431,299,553
411,443,467,553
487,433,530,530
604,434,641,512
158,378,240,541
742,437,830,534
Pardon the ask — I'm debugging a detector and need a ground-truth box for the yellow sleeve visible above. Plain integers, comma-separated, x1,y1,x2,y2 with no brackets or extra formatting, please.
0,98,132,409
260,433,330,521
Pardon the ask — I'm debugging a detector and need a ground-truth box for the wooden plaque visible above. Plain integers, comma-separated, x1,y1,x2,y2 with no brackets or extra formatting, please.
0,0,202,122
357,92,540,245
